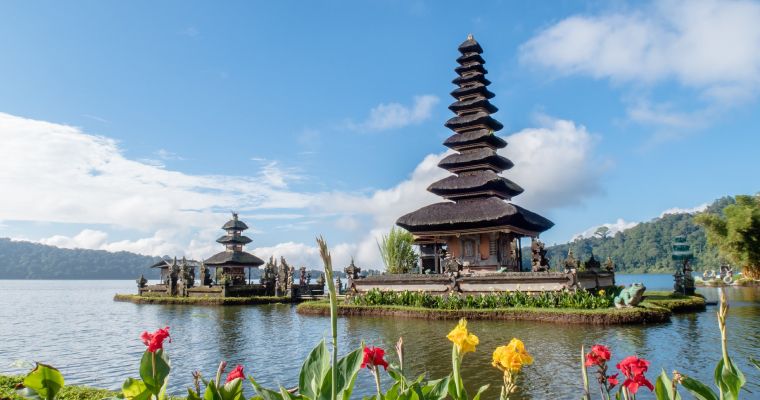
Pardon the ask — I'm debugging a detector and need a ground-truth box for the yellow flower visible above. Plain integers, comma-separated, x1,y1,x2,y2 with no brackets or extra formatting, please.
492,338,533,373
447,318,479,354
598,289,606,296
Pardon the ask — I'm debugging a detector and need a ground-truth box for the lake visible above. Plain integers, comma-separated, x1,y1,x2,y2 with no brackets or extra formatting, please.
1,275,758,399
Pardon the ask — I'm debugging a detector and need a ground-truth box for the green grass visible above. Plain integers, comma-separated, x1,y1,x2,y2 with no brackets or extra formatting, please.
113,294,301,305
297,291,705,324
0,375,115,400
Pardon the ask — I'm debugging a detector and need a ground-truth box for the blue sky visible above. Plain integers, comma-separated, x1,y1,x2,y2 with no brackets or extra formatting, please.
1,0,758,268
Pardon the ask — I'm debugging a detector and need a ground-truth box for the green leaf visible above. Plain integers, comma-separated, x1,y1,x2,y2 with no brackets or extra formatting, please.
219,378,244,400
203,380,222,400
680,376,718,400
23,363,64,400
121,378,151,400
421,377,449,400
318,347,363,400
470,384,489,400
248,376,285,400
299,340,330,400
714,357,746,400
187,388,203,400
138,350,171,398
654,370,681,400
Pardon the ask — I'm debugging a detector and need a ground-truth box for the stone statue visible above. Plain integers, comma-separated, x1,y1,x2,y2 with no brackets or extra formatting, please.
136,274,147,289
563,250,578,274
316,273,325,287
443,255,462,276
335,275,342,294
169,258,180,296
614,283,646,308
344,258,362,293
584,254,601,272
299,266,307,286
261,257,277,294
604,256,615,272
200,263,212,286
531,239,550,272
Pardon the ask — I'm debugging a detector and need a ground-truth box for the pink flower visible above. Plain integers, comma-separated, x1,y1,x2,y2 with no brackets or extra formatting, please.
361,346,389,370
584,344,611,367
616,356,653,394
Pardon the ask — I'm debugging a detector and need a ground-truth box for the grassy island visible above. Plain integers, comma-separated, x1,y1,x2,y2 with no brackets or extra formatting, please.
113,293,304,305
0,375,115,400
296,291,705,325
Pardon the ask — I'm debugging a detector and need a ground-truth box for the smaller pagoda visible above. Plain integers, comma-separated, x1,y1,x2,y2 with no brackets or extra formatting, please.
204,213,264,285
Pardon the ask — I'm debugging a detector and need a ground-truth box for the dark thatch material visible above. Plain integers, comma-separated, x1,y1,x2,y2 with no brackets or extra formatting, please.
448,97,498,113
216,235,253,245
204,250,264,267
438,148,514,172
450,83,495,99
445,112,503,132
452,73,491,86
428,170,523,199
443,129,506,150
456,53,485,65
222,219,248,231
455,63,487,75
396,197,554,234
458,37,483,54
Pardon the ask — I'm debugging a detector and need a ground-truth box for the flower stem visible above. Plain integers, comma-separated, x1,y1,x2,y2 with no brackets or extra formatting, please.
372,368,382,397
451,346,462,399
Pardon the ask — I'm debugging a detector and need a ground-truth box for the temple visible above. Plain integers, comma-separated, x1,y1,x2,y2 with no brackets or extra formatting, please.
397,34,554,273
204,212,264,285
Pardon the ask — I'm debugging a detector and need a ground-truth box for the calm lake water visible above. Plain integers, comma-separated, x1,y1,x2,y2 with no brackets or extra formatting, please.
1,275,758,399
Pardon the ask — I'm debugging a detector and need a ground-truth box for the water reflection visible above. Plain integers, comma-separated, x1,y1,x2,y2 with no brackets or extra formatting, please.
0,278,759,399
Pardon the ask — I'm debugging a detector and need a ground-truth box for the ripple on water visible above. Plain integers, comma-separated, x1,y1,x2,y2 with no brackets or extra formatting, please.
1,278,759,399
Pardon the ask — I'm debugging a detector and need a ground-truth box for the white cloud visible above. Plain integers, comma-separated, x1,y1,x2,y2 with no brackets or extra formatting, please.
573,219,640,240
0,112,310,233
520,0,760,99
348,95,439,132
660,203,709,217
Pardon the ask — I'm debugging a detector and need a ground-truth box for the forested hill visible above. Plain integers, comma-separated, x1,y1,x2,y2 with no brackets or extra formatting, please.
534,197,736,273
0,238,160,279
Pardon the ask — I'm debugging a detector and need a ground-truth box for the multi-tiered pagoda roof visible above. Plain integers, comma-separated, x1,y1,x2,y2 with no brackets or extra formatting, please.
397,35,554,237
204,213,264,267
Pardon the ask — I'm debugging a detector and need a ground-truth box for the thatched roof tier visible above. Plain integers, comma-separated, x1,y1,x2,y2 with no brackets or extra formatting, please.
458,35,483,53
428,170,523,200
396,197,554,235
455,63,487,75
448,96,497,113
445,112,503,132
204,250,264,267
452,73,491,86
438,148,513,172
443,129,506,150
450,83,495,99
456,53,485,65
222,216,248,231
216,235,252,245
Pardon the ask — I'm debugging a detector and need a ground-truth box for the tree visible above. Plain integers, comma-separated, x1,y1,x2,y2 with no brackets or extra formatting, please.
377,227,418,274
594,226,611,239
695,194,760,279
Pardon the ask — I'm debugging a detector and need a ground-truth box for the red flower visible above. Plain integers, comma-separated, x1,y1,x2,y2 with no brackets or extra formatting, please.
616,356,653,394
584,344,611,366
225,365,245,383
607,373,619,387
361,346,389,370
140,327,171,353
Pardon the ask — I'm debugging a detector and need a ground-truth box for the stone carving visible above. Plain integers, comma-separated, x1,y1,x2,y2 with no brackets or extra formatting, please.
604,256,615,272
344,258,361,294
136,274,147,289
316,273,325,288
335,275,342,294
563,250,579,274
200,263,212,286
583,254,601,272
530,239,550,272
261,257,277,294
614,283,646,308
443,255,462,292
299,266,307,287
